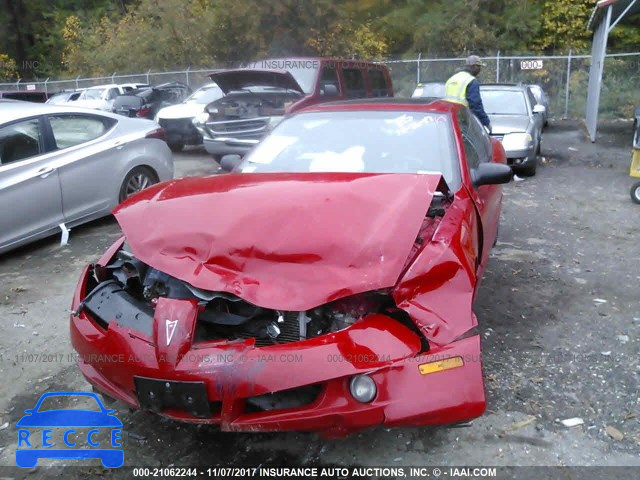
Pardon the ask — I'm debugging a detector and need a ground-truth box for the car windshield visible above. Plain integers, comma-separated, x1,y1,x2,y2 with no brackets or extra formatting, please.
240,110,460,188
481,90,528,115
36,395,102,412
81,88,105,100
412,83,445,98
186,87,222,104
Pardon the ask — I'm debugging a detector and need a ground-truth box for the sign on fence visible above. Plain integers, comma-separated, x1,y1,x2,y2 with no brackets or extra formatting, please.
520,60,543,70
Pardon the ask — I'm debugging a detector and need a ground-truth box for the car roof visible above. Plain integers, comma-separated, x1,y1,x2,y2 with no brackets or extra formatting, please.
480,83,530,91
0,101,123,123
299,97,457,114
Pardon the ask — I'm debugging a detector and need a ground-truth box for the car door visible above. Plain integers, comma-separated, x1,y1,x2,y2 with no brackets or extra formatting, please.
44,113,118,223
0,116,65,251
458,109,502,270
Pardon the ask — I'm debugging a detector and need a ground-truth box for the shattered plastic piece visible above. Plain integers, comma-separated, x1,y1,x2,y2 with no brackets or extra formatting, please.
593,298,607,304
568,147,578,151
513,174,525,182
507,416,536,431
0,422,8,430
618,335,629,344
59,223,70,246
13,322,25,328
125,431,147,441
605,426,624,441
559,418,584,427
601,351,612,356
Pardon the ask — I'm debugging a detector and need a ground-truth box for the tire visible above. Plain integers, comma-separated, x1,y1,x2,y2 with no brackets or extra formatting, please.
518,158,537,177
631,181,640,204
119,166,158,203
168,142,184,152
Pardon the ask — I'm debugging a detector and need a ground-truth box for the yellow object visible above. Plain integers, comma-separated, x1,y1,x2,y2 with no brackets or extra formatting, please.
630,149,640,178
418,356,464,375
444,71,475,106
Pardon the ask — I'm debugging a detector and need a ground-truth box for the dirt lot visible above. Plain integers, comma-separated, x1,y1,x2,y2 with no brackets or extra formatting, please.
0,121,638,478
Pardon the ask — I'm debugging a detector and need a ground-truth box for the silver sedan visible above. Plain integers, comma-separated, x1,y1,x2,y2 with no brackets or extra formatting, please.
0,101,174,254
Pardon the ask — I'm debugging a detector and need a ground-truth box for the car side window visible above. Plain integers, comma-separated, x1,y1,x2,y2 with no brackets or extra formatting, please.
526,89,537,113
468,113,492,163
0,118,43,165
342,68,366,98
319,66,340,97
48,115,115,150
368,69,389,97
462,135,480,170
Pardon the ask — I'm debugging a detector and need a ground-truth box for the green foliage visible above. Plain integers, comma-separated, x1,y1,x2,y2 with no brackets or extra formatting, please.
532,0,592,52
0,53,18,81
1,0,639,80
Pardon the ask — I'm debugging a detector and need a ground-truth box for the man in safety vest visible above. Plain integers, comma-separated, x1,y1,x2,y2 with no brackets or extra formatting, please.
445,55,492,133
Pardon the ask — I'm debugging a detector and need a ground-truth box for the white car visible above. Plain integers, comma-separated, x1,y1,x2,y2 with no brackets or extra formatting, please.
74,84,147,111
0,102,173,254
154,83,224,152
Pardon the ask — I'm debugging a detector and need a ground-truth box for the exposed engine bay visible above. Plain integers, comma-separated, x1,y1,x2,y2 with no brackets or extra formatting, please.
81,244,401,346
206,88,303,121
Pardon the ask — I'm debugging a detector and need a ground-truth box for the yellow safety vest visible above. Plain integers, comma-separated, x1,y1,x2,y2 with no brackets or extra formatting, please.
444,71,475,107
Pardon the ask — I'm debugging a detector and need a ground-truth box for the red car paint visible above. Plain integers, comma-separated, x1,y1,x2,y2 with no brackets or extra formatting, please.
70,100,508,437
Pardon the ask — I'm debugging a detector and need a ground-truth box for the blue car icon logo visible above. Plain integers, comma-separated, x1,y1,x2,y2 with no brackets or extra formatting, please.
15,391,123,468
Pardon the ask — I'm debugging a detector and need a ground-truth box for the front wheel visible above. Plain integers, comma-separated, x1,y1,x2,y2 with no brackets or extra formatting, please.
168,142,184,152
119,166,158,202
631,181,640,204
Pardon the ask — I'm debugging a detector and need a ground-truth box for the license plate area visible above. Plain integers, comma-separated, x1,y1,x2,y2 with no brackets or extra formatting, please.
134,377,211,418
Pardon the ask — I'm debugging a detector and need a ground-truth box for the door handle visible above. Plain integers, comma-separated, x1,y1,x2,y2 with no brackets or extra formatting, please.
37,166,56,178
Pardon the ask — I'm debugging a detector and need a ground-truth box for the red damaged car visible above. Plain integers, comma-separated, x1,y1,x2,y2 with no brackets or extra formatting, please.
70,99,512,437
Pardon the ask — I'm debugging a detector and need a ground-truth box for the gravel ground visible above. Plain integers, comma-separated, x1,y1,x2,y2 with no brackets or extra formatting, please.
0,122,638,478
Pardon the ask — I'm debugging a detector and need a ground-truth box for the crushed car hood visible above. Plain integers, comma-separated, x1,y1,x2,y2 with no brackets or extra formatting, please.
209,69,305,95
114,172,441,311
487,115,531,135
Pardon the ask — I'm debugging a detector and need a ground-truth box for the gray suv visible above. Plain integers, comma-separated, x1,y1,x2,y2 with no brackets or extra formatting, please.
480,84,545,176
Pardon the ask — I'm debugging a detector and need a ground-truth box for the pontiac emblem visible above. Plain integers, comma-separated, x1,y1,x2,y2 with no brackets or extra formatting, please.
165,319,178,345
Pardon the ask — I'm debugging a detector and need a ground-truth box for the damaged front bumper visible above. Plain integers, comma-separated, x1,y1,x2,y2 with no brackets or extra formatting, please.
70,269,485,438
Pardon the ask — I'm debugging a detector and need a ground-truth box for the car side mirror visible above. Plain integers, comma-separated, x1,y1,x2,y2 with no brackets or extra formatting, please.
320,84,339,97
472,162,513,187
533,104,546,114
220,154,242,172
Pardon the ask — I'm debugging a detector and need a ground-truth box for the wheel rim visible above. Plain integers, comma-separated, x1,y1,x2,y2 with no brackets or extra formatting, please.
124,173,151,198
634,185,640,201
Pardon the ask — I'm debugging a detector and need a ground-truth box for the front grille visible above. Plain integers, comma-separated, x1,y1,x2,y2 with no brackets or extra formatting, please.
206,118,269,136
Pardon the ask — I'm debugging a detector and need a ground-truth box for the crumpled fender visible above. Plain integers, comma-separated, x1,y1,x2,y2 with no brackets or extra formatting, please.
393,194,479,346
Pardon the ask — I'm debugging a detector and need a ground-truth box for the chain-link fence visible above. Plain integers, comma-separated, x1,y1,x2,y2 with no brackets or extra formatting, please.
2,51,639,120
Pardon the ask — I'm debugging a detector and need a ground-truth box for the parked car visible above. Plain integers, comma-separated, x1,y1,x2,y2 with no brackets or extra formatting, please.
70,99,511,437
193,57,394,160
112,82,191,119
155,83,224,152
480,83,545,176
0,90,49,102
0,102,173,255
46,90,82,105
74,84,146,111
528,84,550,127
411,82,445,99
